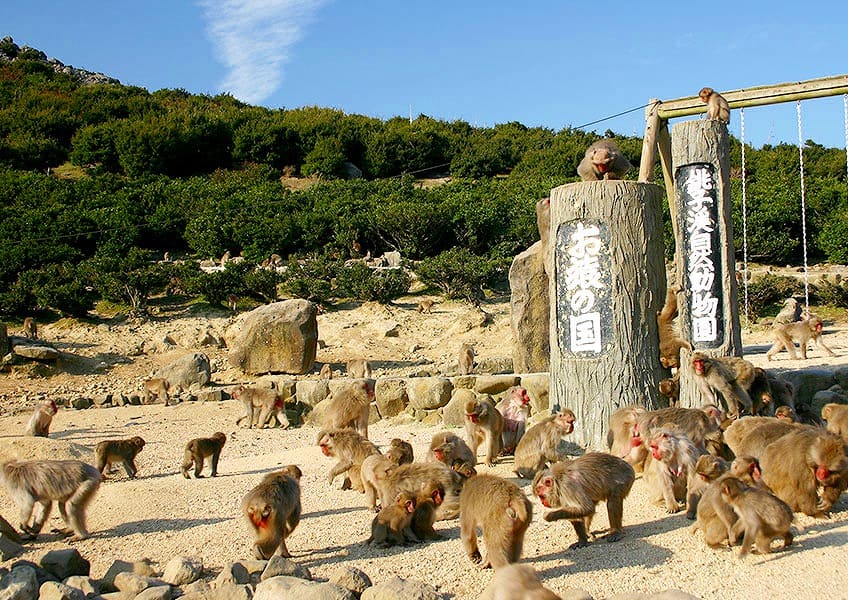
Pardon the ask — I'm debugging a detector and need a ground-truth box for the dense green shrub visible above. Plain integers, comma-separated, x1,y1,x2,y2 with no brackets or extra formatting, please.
812,279,848,308
414,248,495,303
279,256,342,305
743,274,806,320
335,263,411,303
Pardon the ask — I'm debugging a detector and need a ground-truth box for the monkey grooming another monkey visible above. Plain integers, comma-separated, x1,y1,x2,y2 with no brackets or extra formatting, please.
383,462,464,521
767,315,836,360
534,453,635,547
465,397,505,466
699,87,730,123
577,139,632,181
143,378,171,405
232,385,289,429
242,465,302,559
346,358,372,379
458,343,476,376
657,286,692,369
0,459,101,541
317,428,380,492
429,432,476,469
635,404,727,460
181,432,226,479
513,411,576,479
366,491,419,547
496,386,532,454
459,473,532,569
25,399,58,437
22,316,37,339
481,563,560,600
721,477,793,557
693,455,764,548
320,379,374,439
95,436,146,479
691,352,754,417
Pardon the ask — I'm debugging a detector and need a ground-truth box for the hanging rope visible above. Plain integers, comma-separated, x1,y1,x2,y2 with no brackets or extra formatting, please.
844,94,848,180
796,100,810,310
740,108,750,330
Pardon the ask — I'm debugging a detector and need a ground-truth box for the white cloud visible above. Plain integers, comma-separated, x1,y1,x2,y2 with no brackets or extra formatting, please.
198,0,328,105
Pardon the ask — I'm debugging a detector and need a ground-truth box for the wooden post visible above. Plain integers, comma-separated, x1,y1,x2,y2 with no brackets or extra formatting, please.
549,180,666,450
670,120,743,409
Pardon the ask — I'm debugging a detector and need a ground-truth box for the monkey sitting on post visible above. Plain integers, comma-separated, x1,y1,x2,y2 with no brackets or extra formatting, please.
699,87,730,123
767,315,836,361
25,399,58,437
577,139,632,181
95,436,146,479
181,432,226,479
242,465,302,559
0,459,101,541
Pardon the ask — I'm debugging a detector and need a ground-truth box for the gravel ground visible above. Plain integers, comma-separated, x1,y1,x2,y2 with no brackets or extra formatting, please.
1,401,847,600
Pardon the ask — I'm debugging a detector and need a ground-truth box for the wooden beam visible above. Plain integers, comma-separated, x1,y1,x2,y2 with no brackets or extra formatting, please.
638,100,661,182
656,74,848,120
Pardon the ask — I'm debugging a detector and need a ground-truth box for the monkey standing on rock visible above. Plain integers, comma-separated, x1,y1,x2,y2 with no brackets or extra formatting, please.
577,140,632,181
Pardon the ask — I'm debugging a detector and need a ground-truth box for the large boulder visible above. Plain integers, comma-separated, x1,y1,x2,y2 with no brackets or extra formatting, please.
406,378,452,410
374,379,408,417
295,380,330,408
156,353,211,390
442,388,476,427
509,241,550,374
227,300,318,375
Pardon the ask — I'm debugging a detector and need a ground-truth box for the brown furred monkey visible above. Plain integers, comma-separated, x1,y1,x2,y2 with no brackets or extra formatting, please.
232,385,289,429
361,454,397,512
428,432,475,468
577,139,632,181
25,399,58,437
346,358,372,379
143,378,170,405
822,403,848,443
417,299,435,314
657,286,692,369
775,405,798,422
659,374,680,404
317,428,380,492
481,564,560,600
181,432,226,479
410,481,444,541
464,397,505,466
242,465,302,559
635,404,727,460
458,343,476,376
22,316,37,339
320,379,374,439
319,363,332,379
723,416,803,458
721,477,793,557
513,411,576,479
382,462,464,521
534,453,635,547
691,352,754,417
699,87,730,123
459,473,532,569
386,438,414,465
95,436,146,479
644,428,703,516
366,490,418,547
495,386,531,454
0,459,101,541
606,406,648,472
767,315,836,360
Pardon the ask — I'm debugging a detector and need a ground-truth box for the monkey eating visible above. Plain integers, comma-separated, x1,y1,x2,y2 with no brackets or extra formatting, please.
495,386,531,454
577,139,632,181
181,432,226,479
464,397,505,466
0,459,101,541
699,87,730,123
533,453,635,547
242,465,302,559
24,399,58,437
513,411,576,479
95,436,146,479
232,385,289,429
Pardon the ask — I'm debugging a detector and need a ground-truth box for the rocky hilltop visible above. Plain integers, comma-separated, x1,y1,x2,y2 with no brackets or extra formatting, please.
0,35,119,85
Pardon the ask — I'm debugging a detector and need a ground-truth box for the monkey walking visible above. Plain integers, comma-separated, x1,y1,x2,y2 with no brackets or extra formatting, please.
25,399,58,437
95,436,146,479
767,315,835,360
513,411,576,479
143,378,170,405
181,432,226,479
0,459,101,541
242,465,302,559
232,385,289,429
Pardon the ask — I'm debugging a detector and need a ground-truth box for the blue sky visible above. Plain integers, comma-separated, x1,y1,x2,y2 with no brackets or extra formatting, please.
3,1,848,150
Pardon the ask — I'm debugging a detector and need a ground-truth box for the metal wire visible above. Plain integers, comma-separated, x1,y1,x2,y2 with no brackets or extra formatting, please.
796,100,810,310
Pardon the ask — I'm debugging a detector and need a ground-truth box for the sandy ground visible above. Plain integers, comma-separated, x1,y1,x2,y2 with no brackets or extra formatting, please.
1,292,848,599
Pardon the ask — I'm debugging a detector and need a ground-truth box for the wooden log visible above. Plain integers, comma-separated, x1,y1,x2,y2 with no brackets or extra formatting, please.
670,120,743,410
548,180,666,450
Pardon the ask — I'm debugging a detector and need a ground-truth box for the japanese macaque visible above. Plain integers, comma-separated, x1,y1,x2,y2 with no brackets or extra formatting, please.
0,460,101,541
227,294,238,312
459,474,532,569
688,454,729,520
181,432,226,479
22,316,37,339
691,352,754,417
775,405,798,422
383,462,464,521
693,455,764,548
417,299,435,314
242,465,302,559
767,315,836,360
496,386,532,454
451,459,478,479
607,406,649,472
534,453,635,547
657,287,691,369
143,378,170,405
95,436,146,479
410,481,444,541
320,379,374,439
577,139,632,181
319,363,332,379
458,343,476,376
699,87,730,123
429,432,475,468
773,297,802,326
24,399,57,437
232,385,289,429
760,428,848,516
723,416,802,458
636,404,727,460
822,403,848,443
317,428,380,492
659,374,680,404
387,438,414,465
367,491,418,547
721,477,793,557
645,428,703,516
465,397,505,466
514,411,576,479
481,564,560,600
346,358,372,379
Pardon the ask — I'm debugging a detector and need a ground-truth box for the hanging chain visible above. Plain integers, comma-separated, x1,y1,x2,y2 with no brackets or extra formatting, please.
796,100,810,310
740,108,750,330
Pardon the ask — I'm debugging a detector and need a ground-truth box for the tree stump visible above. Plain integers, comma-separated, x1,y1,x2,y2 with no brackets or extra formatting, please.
549,180,666,450
670,120,742,409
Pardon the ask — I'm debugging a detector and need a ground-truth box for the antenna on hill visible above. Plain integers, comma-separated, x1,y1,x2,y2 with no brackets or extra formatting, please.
409,104,413,124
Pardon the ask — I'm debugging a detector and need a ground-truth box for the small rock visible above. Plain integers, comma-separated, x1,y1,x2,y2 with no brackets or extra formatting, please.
0,565,38,600
0,534,23,561
41,549,90,580
113,572,160,595
70,397,93,410
329,566,371,596
361,576,443,600
135,586,172,600
62,576,98,597
260,556,311,581
38,582,84,600
162,555,202,586
213,563,249,587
